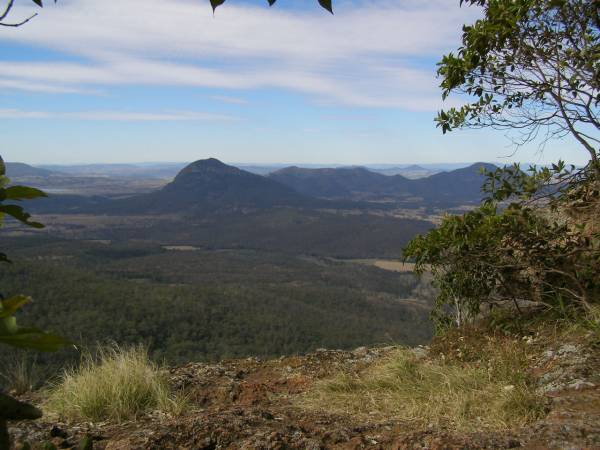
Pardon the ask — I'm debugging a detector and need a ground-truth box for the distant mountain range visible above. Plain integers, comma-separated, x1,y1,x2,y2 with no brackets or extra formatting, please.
6,162,57,178
268,166,408,199
269,162,497,206
13,158,499,215
109,158,316,214
21,161,486,180
367,165,440,178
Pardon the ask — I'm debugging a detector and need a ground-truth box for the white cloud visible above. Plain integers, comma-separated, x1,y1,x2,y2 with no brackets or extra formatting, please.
210,95,248,105
0,0,480,109
0,78,95,94
0,108,236,121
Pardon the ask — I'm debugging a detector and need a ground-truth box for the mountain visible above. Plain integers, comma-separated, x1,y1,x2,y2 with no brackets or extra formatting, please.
368,165,440,179
269,166,410,199
409,162,497,202
112,158,316,214
23,159,497,215
269,163,498,206
6,162,56,178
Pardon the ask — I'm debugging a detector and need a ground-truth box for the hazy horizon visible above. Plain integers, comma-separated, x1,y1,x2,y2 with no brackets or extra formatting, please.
7,159,524,170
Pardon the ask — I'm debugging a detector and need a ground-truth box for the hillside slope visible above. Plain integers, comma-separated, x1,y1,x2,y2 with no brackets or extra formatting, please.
110,158,317,214
6,162,56,178
269,166,410,199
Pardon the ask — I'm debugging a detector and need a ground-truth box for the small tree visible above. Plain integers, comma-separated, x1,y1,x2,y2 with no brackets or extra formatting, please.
436,0,599,169
406,0,600,329
404,166,600,329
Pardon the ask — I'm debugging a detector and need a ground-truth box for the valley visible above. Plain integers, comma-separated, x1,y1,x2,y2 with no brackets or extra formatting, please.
0,158,489,376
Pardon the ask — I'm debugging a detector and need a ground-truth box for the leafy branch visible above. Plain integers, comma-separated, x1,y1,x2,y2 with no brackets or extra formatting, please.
0,157,71,450
0,0,55,27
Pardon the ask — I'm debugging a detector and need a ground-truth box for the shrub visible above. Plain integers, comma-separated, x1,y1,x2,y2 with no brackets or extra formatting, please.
46,345,187,422
403,162,600,329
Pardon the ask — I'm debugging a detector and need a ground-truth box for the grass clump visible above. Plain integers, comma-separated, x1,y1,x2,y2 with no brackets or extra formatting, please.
0,354,40,394
47,345,186,422
301,335,545,432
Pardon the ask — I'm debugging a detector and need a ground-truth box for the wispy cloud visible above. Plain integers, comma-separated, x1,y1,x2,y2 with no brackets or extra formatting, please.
0,108,236,122
210,95,248,105
0,78,95,94
0,0,480,109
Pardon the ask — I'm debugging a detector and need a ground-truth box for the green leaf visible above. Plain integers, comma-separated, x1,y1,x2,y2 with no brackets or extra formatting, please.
318,0,333,13
0,315,18,335
210,0,226,11
0,295,32,318
3,185,47,201
0,204,44,228
31,0,43,6
212,0,332,13
0,327,72,352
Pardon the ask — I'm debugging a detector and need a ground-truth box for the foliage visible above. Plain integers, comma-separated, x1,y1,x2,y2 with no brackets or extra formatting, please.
0,158,70,352
47,345,187,422
0,155,69,450
403,162,600,329
0,0,334,30
209,0,333,14
436,0,599,165
416,0,599,329
301,340,544,431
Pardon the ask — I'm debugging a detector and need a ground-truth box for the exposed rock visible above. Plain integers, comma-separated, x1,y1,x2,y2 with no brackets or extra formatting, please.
7,338,600,450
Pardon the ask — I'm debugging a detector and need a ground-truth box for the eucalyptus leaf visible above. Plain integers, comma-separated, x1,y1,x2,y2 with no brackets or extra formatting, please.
0,204,44,228
3,186,47,201
0,328,72,352
0,295,32,318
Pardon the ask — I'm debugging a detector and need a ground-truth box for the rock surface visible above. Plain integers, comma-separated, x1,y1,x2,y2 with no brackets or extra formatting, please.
8,337,600,449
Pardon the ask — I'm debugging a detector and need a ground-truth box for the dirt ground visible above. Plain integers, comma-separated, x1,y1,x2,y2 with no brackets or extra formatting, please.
8,338,600,450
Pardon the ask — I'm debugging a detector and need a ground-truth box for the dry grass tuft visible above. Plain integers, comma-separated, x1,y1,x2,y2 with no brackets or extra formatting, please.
301,338,544,431
0,354,39,394
46,345,187,422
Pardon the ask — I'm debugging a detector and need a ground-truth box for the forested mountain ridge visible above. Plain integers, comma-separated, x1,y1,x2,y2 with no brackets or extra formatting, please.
108,158,318,213
269,162,498,205
15,159,497,214
268,165,410,198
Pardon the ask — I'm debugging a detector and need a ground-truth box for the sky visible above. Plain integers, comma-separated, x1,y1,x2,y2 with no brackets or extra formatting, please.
0,0,590,166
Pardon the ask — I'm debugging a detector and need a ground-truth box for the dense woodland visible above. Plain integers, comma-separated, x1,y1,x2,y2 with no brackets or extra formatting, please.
0,235,433,380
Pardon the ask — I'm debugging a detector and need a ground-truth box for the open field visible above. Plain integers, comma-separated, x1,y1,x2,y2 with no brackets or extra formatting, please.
345,259,416,273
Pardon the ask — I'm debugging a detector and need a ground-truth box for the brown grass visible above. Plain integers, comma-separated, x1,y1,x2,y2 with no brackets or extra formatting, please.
46,345,188,422
300,334,544,432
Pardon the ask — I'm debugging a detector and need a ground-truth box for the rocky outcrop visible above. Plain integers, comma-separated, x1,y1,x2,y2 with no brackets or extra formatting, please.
8,335,600,449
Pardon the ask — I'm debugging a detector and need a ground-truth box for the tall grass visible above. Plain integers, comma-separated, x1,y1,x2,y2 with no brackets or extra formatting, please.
46,345,187,422
0,354,40,394
301,345,544,431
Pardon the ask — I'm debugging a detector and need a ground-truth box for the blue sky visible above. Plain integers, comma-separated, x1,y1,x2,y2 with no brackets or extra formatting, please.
0,0,589,166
